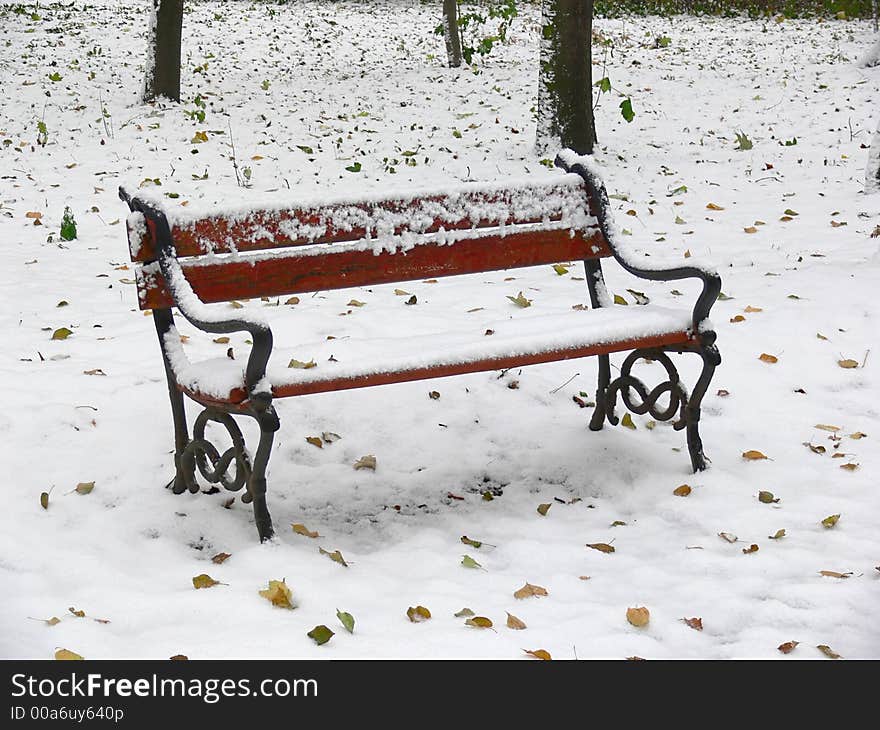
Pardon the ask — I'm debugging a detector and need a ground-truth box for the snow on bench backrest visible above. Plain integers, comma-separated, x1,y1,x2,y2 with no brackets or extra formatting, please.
127,174,599,262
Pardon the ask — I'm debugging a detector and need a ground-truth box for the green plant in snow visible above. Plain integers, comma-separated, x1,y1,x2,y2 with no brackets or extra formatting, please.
434,0,519,65
60,207,77,241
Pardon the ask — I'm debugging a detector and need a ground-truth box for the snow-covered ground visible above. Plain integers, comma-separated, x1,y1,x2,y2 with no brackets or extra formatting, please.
1,1,878,659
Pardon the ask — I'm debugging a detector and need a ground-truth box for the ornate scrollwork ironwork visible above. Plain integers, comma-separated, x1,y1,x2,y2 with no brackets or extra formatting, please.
604,348,688,430
178,408,253,501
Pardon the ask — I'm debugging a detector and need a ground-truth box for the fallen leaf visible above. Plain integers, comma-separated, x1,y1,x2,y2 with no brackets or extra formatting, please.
394,288,411,296
170,654,188,660
849,432,867,440
523,649,552,660
213,336,230,344
742,450,768,461
819,570,852,579
83,368,106,376
626,606,650,627
718,532,738,543
506,612,527,630
461,554,482,569
353,455,376,471
40,491,50,509
68,607,86,618
586,542,615,553
465,617,493,629
507,291,531,308
552,264,569,275
621,413,636,429
319,547,348,567
44,617,62,626
461,536,483,549
839,463,859,471
821,514,840,529
514,583,548,599
321,431,341,443
428,390,440,400
683,617,703,631
706,203,724,210
259,579,296,609
759,353,778,364
758,491,779,504
52,327,73,340
347,299,365,307
292,523,320,538
211,552,231,564
454,608,475,618
742,544,759,554
285,296,300,305
837,359,859,369
307,625,334,645
778,641,799,654
336,609,355,633
55,649,83,661
730,315,745,323
305,436,323,449
192,574,220,589
817,644,841,659
673,484,691,497
743,226,758,234
537,503,551,516
407,605,431,622
769,529,786,540
74,481,95,495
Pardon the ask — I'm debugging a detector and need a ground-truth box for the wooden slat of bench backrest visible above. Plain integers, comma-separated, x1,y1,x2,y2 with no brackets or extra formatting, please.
137,227,610,311
128,176,594,262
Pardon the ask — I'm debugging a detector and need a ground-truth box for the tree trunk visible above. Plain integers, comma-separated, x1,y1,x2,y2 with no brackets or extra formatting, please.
536,0,595,156
860,33,880,68
443,0,462,68
144,0,184,102
867,120,880,194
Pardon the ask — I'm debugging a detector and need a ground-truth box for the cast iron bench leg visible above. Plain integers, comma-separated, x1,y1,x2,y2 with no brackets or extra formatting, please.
685,344,721,473
248,396,280,542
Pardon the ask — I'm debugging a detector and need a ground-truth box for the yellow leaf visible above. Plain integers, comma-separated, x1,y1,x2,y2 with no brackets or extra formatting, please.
730,315,745,323
821,514,840,529
55,648,84,660
407,605,431,622
191,131,209,144
52,327,73,340
673,484,691,497
626,606,650,627
817,644,841,659
759,353,778,363
769,529,786,540
621,413,636,429
251,155,264,160
742,450,768,460
814,424,840,432
613,293,628,306
758,491,779,504
837,359,859,369
744,305,763,313
230,301,244,309
523,649,552,660
507,291,532,308
465,616,493,629
743,226,758,234
40,491,50,509
292,523,319,538
586,542,615,553
514,582,548,599
706,203,724,210
319,547,349,567
259,579,296,609
537,503,551,516
213,336,230,344
347,299,366,307
306,436,323,449
506,612,527,630
75,481,95,495
393,288,411,296
552,264,569,275
192,573,220,589
68,607,85,617
288,358,317,369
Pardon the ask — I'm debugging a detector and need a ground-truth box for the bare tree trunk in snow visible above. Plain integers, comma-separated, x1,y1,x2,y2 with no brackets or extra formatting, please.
867,120,880,194
144,0,184,102
859,34,880,68
536,0,596,156
443,0,462,68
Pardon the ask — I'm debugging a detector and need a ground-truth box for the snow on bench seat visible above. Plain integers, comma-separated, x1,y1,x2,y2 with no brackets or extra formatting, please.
164,305,694,404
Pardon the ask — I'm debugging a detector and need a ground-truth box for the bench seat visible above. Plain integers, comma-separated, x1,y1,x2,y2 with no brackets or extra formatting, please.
165,305,694,405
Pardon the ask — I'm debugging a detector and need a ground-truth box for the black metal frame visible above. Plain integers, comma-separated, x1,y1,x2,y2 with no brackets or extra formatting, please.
554,153,721,471
120,189,279,541
119,154,720,541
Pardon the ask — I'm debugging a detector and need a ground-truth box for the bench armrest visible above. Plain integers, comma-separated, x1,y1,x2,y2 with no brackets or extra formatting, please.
555,151,721,348
120,188,274,399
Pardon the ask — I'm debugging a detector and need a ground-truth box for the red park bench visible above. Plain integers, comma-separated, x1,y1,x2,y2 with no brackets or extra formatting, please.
119,150,721,541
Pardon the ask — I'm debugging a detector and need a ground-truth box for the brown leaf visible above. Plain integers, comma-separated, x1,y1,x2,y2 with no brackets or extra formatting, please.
837,359,859,369
742,450,768,461
68,607,85,618
169,654,189,660
40,491,50,510
74,481,95,495
305,436,323,449
259,579,296,609
849,432,867,440
506,612,527,630
514,582,548,599
819,570,852,579
839,463,859,471
586,542,615,553
744,305,763,313
353,455,376,471
292,523,320,538
768,529,786,540
213,336,230,344
523,649,552,660
758,491,779,504
407,605,431,622
743,226,758,234
706,203,724,210
211,552,231,564
758,353,778,364
683,617,703,631
626,606,650,627
742,544,759,554
537,503,551,516
730,315,745,323
778,641,799,654
817,644,841,659
673,484,691,497
465,617,493,629
192,574,220,589
55,648,84,660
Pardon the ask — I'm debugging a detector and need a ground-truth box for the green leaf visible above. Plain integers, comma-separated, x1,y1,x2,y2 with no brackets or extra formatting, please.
344,162,362,173
613,294,628,306
821,514,840,529
461,554,482,569
48,71,62,82
595,76,611,93
336,609,355,634
621,413,636,430
51,327,73,340
506,291,531,308
296,145,314,154
552,264,569,276
758,491,779,504
307,625,334,645
619,98,635,123
734,131,753,151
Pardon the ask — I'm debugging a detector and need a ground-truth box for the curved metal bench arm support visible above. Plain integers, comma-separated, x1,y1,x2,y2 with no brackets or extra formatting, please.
554,153,721,349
